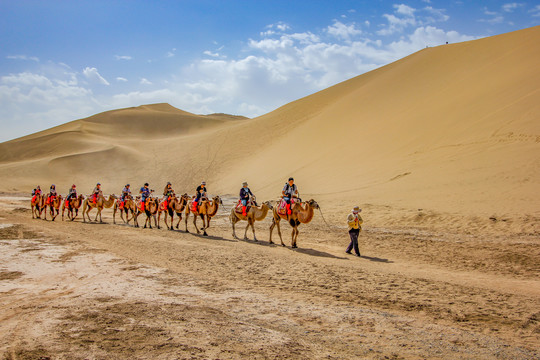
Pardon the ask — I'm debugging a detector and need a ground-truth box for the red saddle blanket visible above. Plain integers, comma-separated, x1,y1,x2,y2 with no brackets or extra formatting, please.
118,201,125,210
139,201,145,212
235,200,251,214
277,198,297,215
45,196,56,206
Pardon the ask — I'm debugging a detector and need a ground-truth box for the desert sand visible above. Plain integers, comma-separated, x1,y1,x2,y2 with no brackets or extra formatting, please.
0,25,539,359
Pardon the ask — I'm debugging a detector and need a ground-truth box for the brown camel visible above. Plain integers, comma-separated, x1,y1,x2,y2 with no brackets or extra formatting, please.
158,194,190,230
82,194,117,223
269,199,319,248
133,197,159,229
113,196,137,225
44,194,63,221
31,193,46,219
62,194,84,221
184,196,221,236
230,200,273,241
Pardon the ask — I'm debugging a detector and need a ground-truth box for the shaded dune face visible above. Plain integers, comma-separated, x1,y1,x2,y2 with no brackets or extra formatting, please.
1,26,539,219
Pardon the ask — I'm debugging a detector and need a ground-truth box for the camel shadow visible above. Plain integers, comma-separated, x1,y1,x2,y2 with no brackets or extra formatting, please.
291,247,348,260
235,237,278,247
188,232,237,242
359,255,393,263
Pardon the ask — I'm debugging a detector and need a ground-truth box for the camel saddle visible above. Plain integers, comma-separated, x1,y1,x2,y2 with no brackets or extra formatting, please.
118,200,125,210
235,200,252,214
277,198,300,215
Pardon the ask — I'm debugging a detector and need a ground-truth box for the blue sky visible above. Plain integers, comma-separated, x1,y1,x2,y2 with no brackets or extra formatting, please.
1,0,539,141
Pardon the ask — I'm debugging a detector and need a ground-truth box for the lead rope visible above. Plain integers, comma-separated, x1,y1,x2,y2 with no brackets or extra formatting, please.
317,207,342,233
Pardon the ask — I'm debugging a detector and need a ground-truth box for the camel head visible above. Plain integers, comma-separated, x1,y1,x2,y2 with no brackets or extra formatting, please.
306,199,320,209
262,200,273,209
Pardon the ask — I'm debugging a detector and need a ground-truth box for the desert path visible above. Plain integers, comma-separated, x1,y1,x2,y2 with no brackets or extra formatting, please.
1,198,538,359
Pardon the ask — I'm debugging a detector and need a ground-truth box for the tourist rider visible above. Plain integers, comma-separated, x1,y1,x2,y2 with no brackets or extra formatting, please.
92,183,102,204
163,182,174,208
140,183,151,210
282,177,298,215
66,184,77,204
192,181,207,211
239,182,255,216
121,184,131,201
48,184,57,205
345,206,363,257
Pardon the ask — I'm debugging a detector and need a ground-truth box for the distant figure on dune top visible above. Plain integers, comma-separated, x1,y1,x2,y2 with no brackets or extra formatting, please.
281,177,299,215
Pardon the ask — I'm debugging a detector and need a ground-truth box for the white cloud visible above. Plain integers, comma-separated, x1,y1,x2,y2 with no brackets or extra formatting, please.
530,5,540,16
114,55,132,60
424,6,450,22
116,77,128,82
395,4,416,16
479,16,504,24
203,50,220,57
502,3,521,12
83,67,110,85
327,20,362,41
378,4,417,35
6,55,40,62
167,48,177,58
140,78,152,85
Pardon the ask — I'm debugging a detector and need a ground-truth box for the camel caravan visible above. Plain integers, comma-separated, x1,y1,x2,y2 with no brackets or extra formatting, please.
30,178,319,248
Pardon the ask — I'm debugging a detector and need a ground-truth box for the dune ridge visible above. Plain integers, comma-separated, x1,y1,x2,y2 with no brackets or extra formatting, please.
1,26,539,231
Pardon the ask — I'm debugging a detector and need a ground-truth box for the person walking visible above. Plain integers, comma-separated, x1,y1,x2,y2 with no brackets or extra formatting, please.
346,206,363,257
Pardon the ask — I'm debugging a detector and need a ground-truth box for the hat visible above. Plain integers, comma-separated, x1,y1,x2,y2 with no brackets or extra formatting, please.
288,177,294,181
201,181,206,185
97,182,101,185
352,206,362,213
126,184,130,186
51,184,55,187
72,184,76,188
242,182,248,186
167,182,171,185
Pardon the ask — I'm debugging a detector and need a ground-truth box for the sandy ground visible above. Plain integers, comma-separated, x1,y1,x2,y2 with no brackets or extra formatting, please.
0,196,539,359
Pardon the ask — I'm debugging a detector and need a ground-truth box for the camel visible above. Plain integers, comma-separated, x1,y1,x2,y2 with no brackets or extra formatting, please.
62,194,84,221
269,198,319,248
184,196,221,236
44,194,63,221
133,197,159,229
230,200,273,241
31,193,46,219
158,193,190,230
82,194,117,223
113,196,137,225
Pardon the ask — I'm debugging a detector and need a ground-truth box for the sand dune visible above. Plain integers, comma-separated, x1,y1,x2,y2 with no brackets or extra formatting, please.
1,26,539,231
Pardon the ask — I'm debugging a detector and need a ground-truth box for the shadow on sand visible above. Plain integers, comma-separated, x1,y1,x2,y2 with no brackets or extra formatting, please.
358,254,393,263
291,247,348,260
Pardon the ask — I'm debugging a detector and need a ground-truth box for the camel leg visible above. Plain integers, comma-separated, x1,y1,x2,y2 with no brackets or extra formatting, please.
251,220,257,242
200,214,208,236
292,227,299,248
231,214,239,239
184,211,190,232
167,210,174,230
269,218,276,244
175,213,182,229
243,221,250,240
193,214,200,234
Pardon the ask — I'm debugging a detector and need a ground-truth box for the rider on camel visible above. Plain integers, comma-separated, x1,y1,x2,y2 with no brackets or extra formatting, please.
163,182,174,209
48,184,57,205
121,184,131,201
92,183,102,204
239,182,255,216
66,184,77,205
140,183,151,211
282,177,298,215
192,181,207,212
